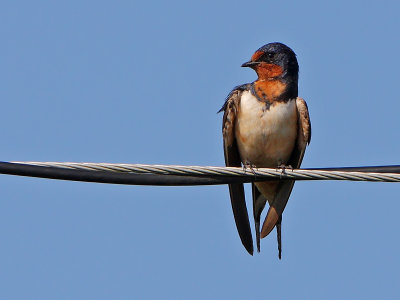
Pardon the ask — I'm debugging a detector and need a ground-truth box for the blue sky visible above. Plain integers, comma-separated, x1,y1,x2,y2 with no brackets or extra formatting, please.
1,0,400,299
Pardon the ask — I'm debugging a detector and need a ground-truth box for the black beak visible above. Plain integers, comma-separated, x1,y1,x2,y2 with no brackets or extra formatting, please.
241,61,259,68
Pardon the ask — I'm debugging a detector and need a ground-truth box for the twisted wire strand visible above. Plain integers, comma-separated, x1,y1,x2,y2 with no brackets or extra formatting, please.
9,161,400,183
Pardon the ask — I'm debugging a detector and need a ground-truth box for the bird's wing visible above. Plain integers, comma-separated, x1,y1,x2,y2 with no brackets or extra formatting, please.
220,85,254,255
260,97,311,239
287,97,311,166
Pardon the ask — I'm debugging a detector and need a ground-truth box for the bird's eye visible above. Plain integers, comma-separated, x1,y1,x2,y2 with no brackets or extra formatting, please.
267,52,275,59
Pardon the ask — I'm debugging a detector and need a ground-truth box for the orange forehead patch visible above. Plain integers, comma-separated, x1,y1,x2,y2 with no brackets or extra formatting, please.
256,63,283,79
251,51,264,62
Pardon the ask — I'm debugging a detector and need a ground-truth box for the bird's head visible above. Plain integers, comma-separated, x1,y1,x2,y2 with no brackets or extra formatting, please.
241,42,299,81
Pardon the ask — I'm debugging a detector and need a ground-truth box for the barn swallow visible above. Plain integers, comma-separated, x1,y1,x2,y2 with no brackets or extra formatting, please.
219,42,311,258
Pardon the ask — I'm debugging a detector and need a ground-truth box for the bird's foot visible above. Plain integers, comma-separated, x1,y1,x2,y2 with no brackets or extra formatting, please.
276,164,293,176
243,161,258,176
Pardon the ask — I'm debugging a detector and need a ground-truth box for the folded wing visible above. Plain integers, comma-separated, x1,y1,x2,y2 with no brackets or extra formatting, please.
221,87,254,255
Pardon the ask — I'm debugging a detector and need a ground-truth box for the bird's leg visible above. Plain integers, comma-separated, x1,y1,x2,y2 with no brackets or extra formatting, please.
276,163,293,174
276,163,293,179
243,160,258,176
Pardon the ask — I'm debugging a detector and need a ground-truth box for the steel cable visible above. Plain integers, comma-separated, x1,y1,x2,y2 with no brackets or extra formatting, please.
0,161,399,185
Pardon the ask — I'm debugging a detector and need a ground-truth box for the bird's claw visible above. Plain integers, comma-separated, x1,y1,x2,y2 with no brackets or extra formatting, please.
243,161,258,176
276,164,293,176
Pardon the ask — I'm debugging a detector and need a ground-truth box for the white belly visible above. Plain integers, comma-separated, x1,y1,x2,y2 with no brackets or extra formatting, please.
235,90,298,167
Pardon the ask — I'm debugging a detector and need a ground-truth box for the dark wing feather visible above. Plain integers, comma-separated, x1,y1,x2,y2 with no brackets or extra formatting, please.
221,86,253,255
286,97,311,167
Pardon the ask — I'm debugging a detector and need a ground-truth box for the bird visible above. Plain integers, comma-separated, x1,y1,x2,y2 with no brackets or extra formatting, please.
219,42,311,258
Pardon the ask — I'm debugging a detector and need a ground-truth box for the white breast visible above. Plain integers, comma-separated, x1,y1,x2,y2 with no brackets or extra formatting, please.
235,90,298,167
